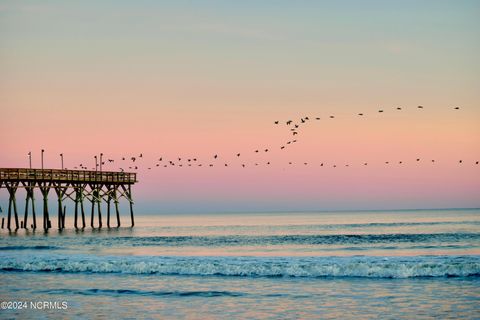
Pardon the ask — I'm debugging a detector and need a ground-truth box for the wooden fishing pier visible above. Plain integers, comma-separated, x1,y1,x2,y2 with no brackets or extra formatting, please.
0,168,137,231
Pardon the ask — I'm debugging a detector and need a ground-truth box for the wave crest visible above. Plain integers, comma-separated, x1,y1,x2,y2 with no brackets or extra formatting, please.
1,255,479,279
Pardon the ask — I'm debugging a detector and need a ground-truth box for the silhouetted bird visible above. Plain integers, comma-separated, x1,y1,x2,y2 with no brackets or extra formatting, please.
156,164,159,167
274,121,279,124
237,153,240,157
108,159,114,163
364,163,368,166
304,163,307,165
293,132,298,135
454,107,460,110
214,155,218,159
305,117,309,120
159,157,162,161
397,107,402,110
134,166,138,169
131,157,136,162
378,110,383,113
267,162,270,165
416,158,420,161
265,149,268,152
122,157,125,160
286,120,292,125
242,164,245,167
225,164,228,167
358,113,363,116
281,146,285,149
399,161,403,164
301,118,305,123
476,161,478,165
432,160,435,163
459,160,463,163
316,117,320,120
330,116,335,118
418,105,423,109
139,154,143,158
320,163,323,166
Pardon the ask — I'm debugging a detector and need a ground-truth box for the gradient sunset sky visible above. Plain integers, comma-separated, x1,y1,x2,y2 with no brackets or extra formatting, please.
1,1,479,213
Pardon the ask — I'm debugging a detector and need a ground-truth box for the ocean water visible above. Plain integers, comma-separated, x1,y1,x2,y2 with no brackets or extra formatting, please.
1,209,479,319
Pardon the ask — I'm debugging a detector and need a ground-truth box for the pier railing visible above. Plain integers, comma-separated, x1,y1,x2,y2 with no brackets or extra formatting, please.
0,168,136,184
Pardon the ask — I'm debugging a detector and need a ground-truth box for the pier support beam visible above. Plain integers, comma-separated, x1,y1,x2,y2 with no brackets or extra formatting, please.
39,183,51,231
114,186,121,227
54,183,69,230
89,184,103,228
74,185,86,229
23,182,37,229
128,185,134,227
6,182,19,230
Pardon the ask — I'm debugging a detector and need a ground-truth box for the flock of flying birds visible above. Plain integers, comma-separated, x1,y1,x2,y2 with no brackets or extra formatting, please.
71,105,478,172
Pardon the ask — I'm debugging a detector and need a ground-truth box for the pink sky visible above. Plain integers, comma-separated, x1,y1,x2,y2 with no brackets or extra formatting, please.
0,1,479,212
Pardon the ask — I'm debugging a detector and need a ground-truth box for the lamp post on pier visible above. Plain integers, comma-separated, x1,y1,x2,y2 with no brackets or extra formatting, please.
41,149,44,170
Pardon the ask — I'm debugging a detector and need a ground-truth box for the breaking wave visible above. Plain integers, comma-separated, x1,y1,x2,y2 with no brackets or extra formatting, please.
1,254,479,279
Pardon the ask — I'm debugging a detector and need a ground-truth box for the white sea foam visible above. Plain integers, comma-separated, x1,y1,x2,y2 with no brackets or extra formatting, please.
1,254,479,278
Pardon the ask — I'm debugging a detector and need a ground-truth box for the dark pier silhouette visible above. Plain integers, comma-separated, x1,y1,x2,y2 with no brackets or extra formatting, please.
0,168,137,231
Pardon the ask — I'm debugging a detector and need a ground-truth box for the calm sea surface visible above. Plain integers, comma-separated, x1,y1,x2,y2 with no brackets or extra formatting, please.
1,209,479,319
